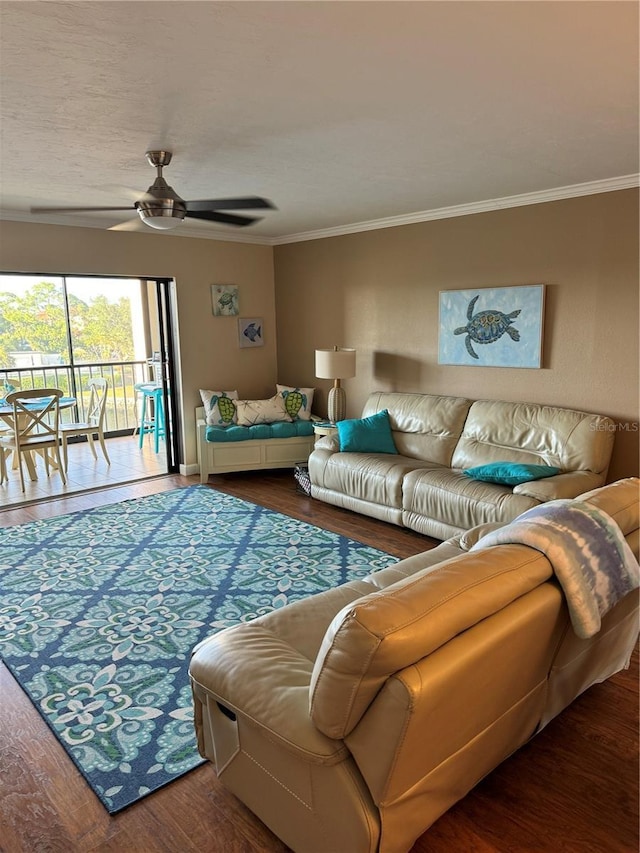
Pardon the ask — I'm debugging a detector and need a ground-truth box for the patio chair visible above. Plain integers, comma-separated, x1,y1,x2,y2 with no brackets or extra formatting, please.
0,389,67,491
59,378,111,469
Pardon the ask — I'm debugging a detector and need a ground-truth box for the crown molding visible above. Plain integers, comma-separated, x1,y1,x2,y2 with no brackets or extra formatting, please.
2,174,637,247
273,174,640,245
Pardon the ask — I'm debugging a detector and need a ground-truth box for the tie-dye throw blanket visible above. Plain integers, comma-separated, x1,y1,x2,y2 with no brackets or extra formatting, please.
471,499,639,639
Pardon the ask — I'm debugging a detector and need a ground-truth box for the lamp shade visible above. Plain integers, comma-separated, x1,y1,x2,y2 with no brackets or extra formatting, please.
315,348,356,380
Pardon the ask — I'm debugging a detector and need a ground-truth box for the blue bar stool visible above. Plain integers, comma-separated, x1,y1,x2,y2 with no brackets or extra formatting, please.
134,383,166,453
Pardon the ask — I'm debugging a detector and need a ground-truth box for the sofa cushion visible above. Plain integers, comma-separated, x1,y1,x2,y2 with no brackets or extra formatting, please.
200,389,238,425
312,452,432,510
235,394,293,426
362,392,472,466
463,461,560,486
402,467,539,540
205,420,314,442
337,410,397,454
276,384,315,421
451,399,614,477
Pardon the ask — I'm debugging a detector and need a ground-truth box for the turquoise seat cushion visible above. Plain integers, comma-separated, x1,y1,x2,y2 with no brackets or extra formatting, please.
205,420,314,443
271,421,304,438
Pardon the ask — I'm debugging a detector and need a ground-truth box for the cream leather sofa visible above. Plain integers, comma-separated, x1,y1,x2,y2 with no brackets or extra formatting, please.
190,478,639,853
309,391,616,539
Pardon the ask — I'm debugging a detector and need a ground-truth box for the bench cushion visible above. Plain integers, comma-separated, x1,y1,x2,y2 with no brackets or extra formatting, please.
205,420,315,443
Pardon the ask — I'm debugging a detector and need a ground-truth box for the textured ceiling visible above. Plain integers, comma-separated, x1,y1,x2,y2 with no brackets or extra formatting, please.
0,1,638,244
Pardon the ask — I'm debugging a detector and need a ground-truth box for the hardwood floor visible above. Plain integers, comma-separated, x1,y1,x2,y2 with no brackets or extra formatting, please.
0,471,638,853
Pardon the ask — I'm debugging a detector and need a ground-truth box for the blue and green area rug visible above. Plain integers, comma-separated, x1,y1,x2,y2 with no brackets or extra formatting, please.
0,485,397,813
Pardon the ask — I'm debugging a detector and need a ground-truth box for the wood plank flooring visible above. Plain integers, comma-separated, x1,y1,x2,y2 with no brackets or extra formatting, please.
0,471,638,853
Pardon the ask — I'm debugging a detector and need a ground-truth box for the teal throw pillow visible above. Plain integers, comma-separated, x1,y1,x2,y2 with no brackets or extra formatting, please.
337,409,397,454
463,461,560,486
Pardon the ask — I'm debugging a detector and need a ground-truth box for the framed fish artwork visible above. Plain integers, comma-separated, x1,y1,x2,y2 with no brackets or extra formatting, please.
212,284,239,316
238,317,264,348
438,284,545,368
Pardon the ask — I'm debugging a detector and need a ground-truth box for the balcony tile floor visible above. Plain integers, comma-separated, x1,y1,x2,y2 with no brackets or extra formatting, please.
0,434,168,509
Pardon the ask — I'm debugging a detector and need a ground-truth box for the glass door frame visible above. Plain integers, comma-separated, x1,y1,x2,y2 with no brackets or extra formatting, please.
0,270,181,474
153,278,180,474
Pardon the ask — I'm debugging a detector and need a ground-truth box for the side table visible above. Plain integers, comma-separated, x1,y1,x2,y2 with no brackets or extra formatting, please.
313,421,338,441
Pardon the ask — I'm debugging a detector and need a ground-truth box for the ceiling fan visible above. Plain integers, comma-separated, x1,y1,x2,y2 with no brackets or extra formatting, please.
31,151,275,231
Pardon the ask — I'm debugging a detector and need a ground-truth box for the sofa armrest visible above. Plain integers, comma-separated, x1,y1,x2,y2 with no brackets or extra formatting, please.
513,471,604,501
190,624,348,763
315,434,340,451
457,522,506,551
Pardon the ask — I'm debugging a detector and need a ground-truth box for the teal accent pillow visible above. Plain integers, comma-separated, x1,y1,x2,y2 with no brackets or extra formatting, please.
337,409,397,454
463,462,560,486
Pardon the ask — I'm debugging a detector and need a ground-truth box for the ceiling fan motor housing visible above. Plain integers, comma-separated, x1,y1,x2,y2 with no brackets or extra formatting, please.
135,171,187,228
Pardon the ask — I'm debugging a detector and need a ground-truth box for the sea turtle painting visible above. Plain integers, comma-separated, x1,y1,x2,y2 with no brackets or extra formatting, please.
454,294,521,360
213,285,239,316
217,291,235,313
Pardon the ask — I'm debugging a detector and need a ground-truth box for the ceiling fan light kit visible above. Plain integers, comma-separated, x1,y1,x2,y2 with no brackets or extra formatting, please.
136,205,186,230
30,150,275,232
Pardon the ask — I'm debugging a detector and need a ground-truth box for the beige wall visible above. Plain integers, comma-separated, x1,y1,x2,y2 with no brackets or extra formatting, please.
2,190,638,481
274,189,639,482
0,221,276,466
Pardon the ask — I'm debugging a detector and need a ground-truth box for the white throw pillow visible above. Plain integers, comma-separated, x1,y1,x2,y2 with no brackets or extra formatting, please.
235,395,293,426
199,389,238,426
276,384,315,421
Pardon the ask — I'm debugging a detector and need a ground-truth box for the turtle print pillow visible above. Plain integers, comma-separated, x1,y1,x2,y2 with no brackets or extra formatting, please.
276,385,315,421
199,389,238,426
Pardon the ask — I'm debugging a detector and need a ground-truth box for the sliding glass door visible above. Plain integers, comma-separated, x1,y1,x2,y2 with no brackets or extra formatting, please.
0,272,179,474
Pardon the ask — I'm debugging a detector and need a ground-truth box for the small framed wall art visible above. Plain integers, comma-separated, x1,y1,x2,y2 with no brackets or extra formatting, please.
212,284,239,316
438,284,545,368
238,317,264,348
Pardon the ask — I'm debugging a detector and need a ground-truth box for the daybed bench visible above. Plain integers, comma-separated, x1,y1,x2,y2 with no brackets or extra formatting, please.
309,391,616,539
190,477,640,853
196,405,315,483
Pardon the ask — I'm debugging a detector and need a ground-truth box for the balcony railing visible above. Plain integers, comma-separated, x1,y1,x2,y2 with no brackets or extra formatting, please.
1,361,152,434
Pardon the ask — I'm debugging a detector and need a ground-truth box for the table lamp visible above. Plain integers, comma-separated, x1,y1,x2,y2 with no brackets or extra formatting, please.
315,347,356,423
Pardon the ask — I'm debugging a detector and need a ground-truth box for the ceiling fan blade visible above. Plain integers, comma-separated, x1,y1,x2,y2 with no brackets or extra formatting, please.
108,218,145,232
31,205,135,213
185,197,275,212
186,210,262,227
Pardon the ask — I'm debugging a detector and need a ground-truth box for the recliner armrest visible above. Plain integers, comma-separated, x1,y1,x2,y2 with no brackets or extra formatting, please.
513,471,603,501
190,624,348,763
